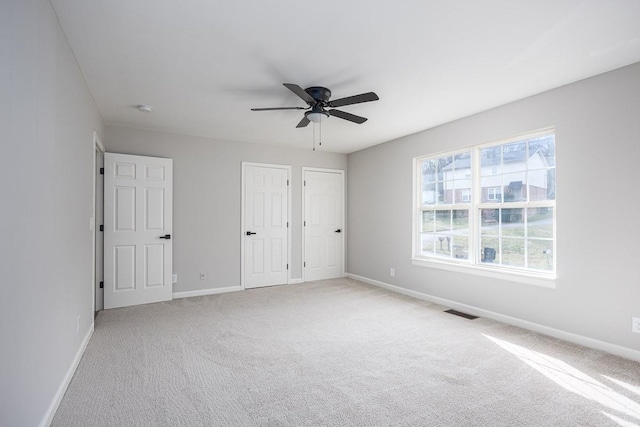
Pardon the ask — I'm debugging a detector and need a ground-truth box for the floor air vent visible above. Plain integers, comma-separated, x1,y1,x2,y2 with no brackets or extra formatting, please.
444,309,478,320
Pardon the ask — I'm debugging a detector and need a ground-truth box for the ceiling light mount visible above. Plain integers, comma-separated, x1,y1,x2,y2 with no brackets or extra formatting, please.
137,104,153,113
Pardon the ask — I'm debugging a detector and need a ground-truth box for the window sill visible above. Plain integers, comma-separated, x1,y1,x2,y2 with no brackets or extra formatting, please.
411,257,556,288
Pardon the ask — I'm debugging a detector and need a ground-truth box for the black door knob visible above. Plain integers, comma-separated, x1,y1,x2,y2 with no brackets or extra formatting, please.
335,229,341,233
159,234,171,239
246,231,257,236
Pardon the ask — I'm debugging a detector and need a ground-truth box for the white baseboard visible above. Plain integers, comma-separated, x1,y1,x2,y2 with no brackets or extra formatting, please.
289,278,304,285
346,273,640,363
173,285,242,299
40,323,94,427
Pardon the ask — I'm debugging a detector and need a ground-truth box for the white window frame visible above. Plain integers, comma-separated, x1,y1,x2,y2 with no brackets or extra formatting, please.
487,187,501,201
412,128,556,288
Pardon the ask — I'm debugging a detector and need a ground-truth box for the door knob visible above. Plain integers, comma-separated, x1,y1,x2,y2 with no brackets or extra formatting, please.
246,231,257,236
335,229,341,233
159,234,171,239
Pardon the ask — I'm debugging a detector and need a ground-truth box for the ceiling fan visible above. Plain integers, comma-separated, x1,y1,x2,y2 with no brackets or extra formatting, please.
251,83,379,128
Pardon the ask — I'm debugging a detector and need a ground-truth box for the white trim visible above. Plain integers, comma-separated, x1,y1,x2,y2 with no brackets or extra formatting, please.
288,278,304,285
240,162,292,290
411,257,556,288
346,273,640,363
91,132,105,315
301,167,346,282
173,286,243,299
39,325,94,427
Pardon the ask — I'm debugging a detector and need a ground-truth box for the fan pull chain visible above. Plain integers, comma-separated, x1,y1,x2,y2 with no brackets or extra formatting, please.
312,122,316,151
319,121,322,147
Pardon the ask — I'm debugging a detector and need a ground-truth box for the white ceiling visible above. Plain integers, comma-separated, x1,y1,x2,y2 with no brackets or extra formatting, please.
51,0,640,154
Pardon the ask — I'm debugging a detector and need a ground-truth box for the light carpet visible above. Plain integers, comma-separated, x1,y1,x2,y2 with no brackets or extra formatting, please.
52,278,640,426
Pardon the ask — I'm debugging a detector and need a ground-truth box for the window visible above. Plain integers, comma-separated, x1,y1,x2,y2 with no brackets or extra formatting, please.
487,187,501,201
414,129,556,279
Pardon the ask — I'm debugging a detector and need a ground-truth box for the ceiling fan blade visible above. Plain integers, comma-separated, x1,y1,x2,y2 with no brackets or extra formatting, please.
328,92,379,108
251,107,306,111
328,109,368,124
283,83,316,104
296,116,310,128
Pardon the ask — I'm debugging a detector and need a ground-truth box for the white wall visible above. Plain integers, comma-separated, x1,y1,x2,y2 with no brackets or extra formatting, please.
347,62,640,354
104,126,347,297
0,0,103,425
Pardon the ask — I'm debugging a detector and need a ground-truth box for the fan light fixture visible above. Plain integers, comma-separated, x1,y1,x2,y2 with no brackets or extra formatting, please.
307,111,329,123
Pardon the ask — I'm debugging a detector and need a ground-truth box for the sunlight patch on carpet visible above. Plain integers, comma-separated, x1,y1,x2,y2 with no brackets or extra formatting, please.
483,334,640,425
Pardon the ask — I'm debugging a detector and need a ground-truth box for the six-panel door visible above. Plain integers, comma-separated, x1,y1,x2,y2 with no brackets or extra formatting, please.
304,169,344,281
243,165,289,289
104,153,173,309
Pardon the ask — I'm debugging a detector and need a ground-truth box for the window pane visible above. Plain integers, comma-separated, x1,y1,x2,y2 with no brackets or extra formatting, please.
453,180,471,204
422,183,437,205
452,235,469,260
528,169,553,201
480,236,499,263
422,210,435,233
529,134,555,167
501,208,524,236
437,155,455,206
420,233,436,256
435,234,452,257
480,146,501,176
421,159,437,182
502,141,527,172
452,210,469,259
502,238,525,268
480,209,499,235
435,210,451,232
547,168,556,200
527,207,553,238
528,239,554,271
503,173,525,202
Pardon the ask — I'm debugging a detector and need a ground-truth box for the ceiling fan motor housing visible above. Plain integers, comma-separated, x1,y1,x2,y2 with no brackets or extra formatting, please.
305,86,332,104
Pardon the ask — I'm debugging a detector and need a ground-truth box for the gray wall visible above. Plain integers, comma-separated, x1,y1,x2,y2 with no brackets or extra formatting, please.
104,126,347,296
347,62,640,352
0,0,103,425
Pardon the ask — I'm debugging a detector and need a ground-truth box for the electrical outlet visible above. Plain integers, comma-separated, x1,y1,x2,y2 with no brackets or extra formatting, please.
199,272,206,280
632,317,640,334
390,267,395,277
172,274,178,284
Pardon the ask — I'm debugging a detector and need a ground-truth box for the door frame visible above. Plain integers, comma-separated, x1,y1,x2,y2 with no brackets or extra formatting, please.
91,131,105,315
240,162,292,290
301,167,346,282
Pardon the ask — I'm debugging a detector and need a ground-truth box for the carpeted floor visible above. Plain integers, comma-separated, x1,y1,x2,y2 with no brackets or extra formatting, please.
52,278,640,426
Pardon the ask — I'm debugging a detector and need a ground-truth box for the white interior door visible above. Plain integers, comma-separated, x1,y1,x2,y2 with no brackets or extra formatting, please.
243,163,289,289
104,153,173,309
304,168,344,281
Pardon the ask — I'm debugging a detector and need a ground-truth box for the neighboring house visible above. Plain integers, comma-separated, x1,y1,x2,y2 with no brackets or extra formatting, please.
439,148,550,204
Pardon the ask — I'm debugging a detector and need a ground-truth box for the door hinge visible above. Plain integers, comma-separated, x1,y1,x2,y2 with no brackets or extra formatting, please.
304,221,306,226
304,262,306,267
99,167,104,175
287,222,289,228
99,225,103,232
304,180,306,186
99,281,103,289
286,264,289,270
287,179,289,186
